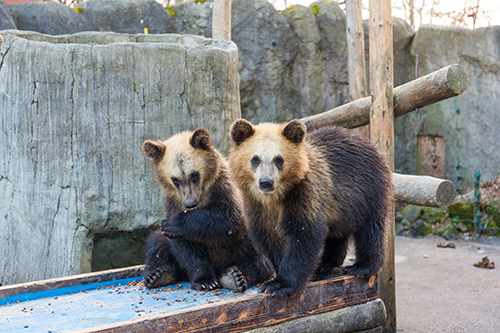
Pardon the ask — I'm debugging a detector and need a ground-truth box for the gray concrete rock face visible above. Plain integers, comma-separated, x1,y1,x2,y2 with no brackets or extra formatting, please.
0,31,241,285
0,1,16,30
8,2,92,35
172,0,213,38
81,0,178,34
394,25,500,184
232,0,299,123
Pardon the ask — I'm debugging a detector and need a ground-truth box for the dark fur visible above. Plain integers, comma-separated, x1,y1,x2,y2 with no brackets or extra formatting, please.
229,120,394,298
144,130,274,291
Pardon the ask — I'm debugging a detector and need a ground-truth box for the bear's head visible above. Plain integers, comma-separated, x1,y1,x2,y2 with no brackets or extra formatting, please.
229,119,309,199
143,128,219,210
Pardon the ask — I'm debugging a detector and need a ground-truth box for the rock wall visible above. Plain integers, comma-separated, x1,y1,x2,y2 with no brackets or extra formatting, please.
80,0,178,34
0,1,16,30
0,31,241,285
9,1,93,35
395,25,500,185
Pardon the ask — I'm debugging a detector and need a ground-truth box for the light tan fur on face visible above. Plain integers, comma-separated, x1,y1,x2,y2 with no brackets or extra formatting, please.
230,122,309,207
153,131,219,209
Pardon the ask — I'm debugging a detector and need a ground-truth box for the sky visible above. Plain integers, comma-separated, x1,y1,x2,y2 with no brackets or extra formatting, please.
270,0,500,28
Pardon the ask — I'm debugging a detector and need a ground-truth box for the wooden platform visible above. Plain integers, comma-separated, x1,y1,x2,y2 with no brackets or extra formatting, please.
0,266,385,333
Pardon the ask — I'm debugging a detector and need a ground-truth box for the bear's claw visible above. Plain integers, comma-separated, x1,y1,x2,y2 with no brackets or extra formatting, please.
191,278,220,291
144,268,177,289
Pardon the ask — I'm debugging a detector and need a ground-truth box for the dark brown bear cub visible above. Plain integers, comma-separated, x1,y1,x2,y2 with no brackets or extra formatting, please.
229,119,394,298
143,128,274,292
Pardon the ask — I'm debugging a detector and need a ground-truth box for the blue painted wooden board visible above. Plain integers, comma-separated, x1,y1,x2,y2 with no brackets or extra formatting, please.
0,276,258,333
0,266,378,333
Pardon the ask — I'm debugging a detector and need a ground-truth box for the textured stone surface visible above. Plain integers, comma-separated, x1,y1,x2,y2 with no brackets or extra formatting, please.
394,25,500,184
0,31,240,285
81,0,178,34
232,0,299,123
8,1,92,35
173,0,213,38
0,1,16,30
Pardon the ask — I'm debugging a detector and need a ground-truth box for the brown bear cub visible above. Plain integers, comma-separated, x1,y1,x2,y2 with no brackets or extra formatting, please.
229,119,394,298
142,128,274,292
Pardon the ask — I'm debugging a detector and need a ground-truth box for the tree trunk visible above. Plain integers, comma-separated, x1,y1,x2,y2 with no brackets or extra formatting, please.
368,0,396,331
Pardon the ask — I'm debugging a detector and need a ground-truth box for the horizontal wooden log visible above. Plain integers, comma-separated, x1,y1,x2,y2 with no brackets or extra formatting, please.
393,173,456,208
301,64,468,131
245,298,386,333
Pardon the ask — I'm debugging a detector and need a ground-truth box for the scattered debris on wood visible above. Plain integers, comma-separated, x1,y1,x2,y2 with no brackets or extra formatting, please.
473,256,495,269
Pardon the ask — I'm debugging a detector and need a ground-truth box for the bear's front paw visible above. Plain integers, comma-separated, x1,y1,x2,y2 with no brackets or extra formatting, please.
143,268,177,289
161,216,184,239
344,264,377,278
259,277,302,298
191,278,221,291
315,262,334,276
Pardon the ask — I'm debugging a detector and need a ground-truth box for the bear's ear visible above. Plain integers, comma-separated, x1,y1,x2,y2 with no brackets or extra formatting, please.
190,128,211,150
282,119,306,144
230,119,255,146
143,140,166,160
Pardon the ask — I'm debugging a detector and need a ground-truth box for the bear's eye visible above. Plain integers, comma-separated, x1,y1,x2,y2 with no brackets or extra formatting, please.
171,177,181,187
190,171,200,183
274,155,284,169
251,155,261,168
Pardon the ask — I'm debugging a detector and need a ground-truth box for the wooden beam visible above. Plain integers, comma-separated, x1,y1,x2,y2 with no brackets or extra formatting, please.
0,265,144,299
346,0,369,139
212,0,232,41
301,64,468,131
346,0,368,101
93,276,379,332
245,299,386,333
393,173,456,208
368,0,396,332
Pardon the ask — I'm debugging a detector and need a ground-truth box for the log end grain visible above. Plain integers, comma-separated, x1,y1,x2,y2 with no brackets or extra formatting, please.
447,64,468,95
435,179,457,208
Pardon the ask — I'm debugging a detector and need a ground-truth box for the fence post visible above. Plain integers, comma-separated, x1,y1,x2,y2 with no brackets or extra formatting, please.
368,0,396,332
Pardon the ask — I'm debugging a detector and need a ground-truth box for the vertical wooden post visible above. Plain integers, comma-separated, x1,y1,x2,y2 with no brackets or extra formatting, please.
212,0,232,41
346,0,369,139
368,0,396,332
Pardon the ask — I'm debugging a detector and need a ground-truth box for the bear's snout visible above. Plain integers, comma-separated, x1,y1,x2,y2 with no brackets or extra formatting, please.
184,199,197,209
259,178,275,193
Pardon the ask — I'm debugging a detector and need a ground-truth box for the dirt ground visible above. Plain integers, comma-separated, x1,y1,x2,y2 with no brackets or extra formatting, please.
394,235,500,332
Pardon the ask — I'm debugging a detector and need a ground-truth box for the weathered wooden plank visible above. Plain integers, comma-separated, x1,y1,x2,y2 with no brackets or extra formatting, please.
75,275,378,333
300,64,468,131
393,173,456,208
244,298,386,333
417,135,446,178
368,1,396,332
0,265,144,301
0,267,379,333
346,0,369,139
212,0,231,41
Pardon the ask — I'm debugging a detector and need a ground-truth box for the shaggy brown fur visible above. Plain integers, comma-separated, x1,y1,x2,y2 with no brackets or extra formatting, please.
229,119,394,298
143,128,274,292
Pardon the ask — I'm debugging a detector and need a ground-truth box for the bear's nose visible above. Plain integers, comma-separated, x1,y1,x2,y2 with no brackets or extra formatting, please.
185,200,197,209
259,178,274,189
